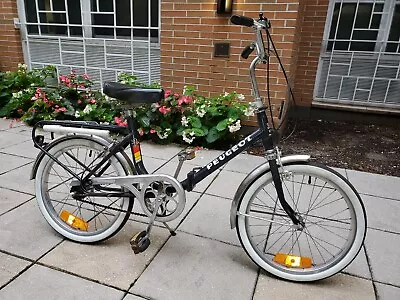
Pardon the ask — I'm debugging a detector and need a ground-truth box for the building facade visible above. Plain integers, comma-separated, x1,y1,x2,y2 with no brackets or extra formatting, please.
1,0,399,115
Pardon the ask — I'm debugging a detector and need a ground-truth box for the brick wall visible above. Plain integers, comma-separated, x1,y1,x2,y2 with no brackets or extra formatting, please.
160,0,304,120
0,0,24,72
293,0,329,107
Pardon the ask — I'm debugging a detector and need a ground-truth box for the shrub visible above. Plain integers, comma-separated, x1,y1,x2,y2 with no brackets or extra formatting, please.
0,64,56,114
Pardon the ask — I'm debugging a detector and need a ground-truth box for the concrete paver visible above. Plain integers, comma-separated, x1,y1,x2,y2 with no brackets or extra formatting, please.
131,232,258,300
205,169,247,199
364,229,400,286
0,153,31,175
347,169,400,200
0,201,62,260
375,282,400,300
0,253,31,288
40,220,170,290
0,162,35,195
179,193,240,246
0,188,33,215
253,273,375,300
0,264,124,300
363,195,400,233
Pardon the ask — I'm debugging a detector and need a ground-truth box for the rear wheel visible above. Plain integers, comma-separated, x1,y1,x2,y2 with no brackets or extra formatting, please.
35,136,134,243
236,162,366,281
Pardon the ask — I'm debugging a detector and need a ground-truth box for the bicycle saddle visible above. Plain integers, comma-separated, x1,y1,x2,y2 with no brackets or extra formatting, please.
103,81,164,104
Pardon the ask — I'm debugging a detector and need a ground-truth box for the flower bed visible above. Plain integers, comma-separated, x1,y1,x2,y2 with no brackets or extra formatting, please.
0,65,254,146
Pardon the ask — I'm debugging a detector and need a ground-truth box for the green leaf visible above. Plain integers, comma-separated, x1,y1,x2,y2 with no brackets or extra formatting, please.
189,116,202,128
216,119,229,131
206,127,222,143
191,127,206,137
138,115,150,127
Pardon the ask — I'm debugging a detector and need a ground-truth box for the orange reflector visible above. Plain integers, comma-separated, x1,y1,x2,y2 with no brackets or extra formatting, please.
132,144,142,162
60,210,88,231
273,253,312,268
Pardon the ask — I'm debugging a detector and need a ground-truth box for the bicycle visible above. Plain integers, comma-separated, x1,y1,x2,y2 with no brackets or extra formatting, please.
30,14,367,282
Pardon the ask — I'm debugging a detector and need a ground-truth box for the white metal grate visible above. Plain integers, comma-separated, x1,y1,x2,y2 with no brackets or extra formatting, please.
17,0,160,88
315,0,400,109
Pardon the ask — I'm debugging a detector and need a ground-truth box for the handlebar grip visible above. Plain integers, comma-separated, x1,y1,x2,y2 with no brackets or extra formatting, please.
241,44,255,59
230,15,254,27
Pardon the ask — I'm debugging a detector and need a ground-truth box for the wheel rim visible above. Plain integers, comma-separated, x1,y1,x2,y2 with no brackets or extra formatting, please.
240,165,359,278
40,141,129,238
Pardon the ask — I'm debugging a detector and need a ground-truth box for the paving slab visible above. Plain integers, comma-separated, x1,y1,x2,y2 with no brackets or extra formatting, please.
0,119,25,131
140,141,183,160
142,156,169,173
375,282,400,300
185,147,224,167
0,162,35,195
0,201,63,260
253,273,375,300
343,246,372,280
1,140,39,160
0,188,33,215
123,294,147,300
131,232,258,300
364,228,400,286
363,195,400,233
0,153,31,175
40,220,170,290
0,264,124,300
224,152,266,173
0,252,31,288
0,131,31,150
204,169,247,199
179,193,240,246
347,170,400,200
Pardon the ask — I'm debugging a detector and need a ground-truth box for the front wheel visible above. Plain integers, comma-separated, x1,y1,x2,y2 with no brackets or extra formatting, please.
236,162,366,281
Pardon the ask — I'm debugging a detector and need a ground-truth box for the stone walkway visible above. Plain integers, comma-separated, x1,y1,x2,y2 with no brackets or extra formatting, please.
0,119,399,299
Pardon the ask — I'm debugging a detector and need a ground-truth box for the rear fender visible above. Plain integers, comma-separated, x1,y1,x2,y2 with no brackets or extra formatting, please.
30,135,134,179
230,155,310,229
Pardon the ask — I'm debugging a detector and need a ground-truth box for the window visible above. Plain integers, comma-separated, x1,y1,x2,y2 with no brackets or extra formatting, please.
24,0,159,41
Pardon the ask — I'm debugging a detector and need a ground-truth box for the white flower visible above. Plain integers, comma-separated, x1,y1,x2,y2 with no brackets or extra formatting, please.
237,94,245,101
181,116,189,127
182,131,195,144
196,105,206,118
157,128,171,140
120,81,126,84
75,111,81,118
12,93,18,98
224,92,229,97
18,63,27,70
30,83,35,86
243,107,255,117
83,104,93,114
228,120,241,133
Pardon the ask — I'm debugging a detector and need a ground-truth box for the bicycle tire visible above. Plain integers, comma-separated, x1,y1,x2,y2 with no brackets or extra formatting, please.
35,135,135,243
236,162,367,281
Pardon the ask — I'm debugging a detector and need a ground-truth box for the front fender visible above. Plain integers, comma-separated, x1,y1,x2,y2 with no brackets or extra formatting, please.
230,155,310,229
30,135,134,180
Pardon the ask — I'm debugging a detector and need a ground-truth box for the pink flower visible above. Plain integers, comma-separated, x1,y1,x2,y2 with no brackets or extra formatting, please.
89,99,96,104
159,106,171,115
77,99,82,104
82,73,89,80
138,128,144,136
114,116,128,127
36,88,42,93
59,107,67,112
164,90,171,98
150,129,156,134
173,93,179,99
177,96,193,106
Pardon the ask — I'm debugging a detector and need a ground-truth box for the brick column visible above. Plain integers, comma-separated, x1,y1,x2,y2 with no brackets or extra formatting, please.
0,0,24,72
160,0,302,121
293,0,329,107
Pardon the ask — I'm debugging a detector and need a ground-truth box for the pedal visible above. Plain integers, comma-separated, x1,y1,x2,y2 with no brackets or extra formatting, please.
130,231,150,254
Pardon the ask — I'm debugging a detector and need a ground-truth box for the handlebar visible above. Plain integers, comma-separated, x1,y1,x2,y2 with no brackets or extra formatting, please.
230,15,254,27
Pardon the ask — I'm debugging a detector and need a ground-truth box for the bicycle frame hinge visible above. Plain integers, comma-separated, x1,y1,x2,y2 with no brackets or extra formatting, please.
265,148,281,161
